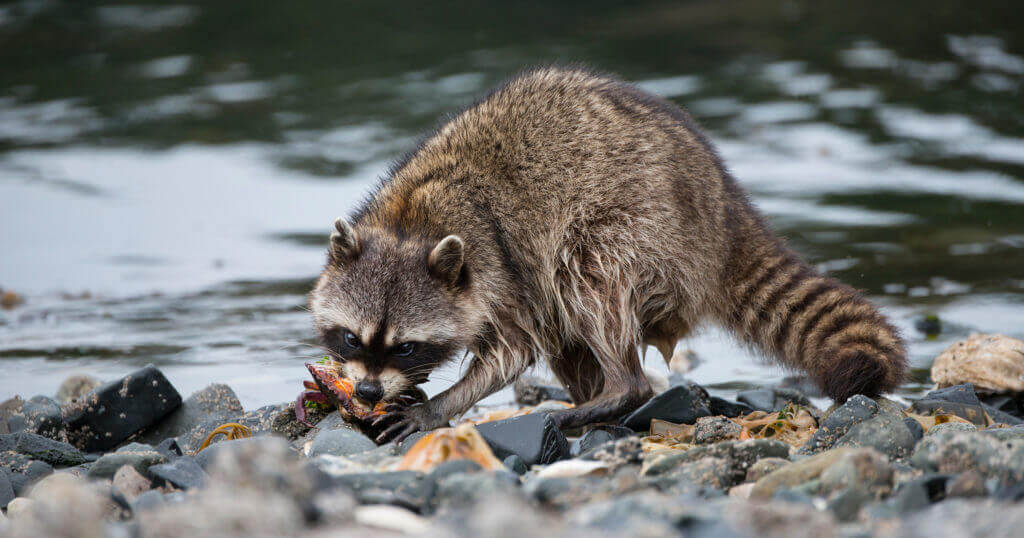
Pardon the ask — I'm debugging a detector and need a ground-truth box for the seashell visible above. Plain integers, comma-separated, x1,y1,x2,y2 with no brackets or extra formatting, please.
931,333,1024,393
395,422,505,472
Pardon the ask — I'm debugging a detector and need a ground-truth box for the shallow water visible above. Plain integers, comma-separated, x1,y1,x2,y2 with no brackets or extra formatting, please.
1,1,1023,408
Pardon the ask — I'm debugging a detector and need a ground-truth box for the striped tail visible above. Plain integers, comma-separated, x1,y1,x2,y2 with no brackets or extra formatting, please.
722,242,906,402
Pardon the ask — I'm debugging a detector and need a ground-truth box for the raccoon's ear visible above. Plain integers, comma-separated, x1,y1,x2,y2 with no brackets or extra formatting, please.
428,235,464,285
329,217,361,263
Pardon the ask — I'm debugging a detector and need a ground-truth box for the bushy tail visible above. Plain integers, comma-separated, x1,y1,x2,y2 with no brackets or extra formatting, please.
721,241,906,402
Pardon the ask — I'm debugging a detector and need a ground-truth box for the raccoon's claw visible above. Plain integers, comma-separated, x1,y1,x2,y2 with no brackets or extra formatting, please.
375,404,443,444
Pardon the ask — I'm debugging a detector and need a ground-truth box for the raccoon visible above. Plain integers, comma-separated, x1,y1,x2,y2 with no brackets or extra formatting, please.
309,66,906,442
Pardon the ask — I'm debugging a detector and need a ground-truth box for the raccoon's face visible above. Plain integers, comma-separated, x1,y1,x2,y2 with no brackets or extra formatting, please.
309,218,476,404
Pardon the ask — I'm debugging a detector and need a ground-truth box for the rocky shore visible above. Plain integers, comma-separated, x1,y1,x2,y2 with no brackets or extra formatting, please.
3,334,1024,537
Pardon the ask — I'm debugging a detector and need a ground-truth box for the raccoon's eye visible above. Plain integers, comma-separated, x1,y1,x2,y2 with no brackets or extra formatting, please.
344,331,361,349
395,342,416,357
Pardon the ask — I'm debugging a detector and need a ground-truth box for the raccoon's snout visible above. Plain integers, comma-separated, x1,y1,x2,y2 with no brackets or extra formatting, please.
354,380,384,404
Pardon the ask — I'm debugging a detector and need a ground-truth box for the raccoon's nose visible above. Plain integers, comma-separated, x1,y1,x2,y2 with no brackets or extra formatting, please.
354,380,384,404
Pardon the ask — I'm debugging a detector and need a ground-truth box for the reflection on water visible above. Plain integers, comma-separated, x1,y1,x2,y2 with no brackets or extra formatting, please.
1,1,1023,407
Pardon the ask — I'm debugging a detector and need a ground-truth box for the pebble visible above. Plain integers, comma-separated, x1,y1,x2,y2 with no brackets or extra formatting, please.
946,469,987,498
112,465,152,502
536,459,611,478
63,366,183,452
745,457,789,482
55,374,102,405
503,454,527,475
620,384,711,430
708,396,755,418
136,383,243,446
750,447,856,498
148,456,208,490
86,445,166,479
2,453,54,496
802,394,878,453
912,430,1024,487
0,432,89,466
307,427,376,458
693,415,742,444
736,387,810,413
5,497,34,519
5,395,64,441
475,412,569,466
835,412,918,460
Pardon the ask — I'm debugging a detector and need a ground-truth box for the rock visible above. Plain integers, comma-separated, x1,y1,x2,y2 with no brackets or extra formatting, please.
825,485,874,521
5,497,34,519
802,394,878,453
0,469,14,509
982,424,1024,441
904,417,925,441
475,413,569,466
536,459,611,479
271,403,322,441
745,457,789,482
148,456,207,490
2,453,54,495
750,447,856,498
621,384,711,430
819,448,894,497
434,471,520,511
5,395,65,441
194,437,266,469
135,484,303,537
580,436,643,465
0,432,89,466
503,455,527,475
927,422,977,435
55,375,102,405
911,384,990,426
694,416,742,444
155,438,183,459
130,489,167,513
573,424,634,456
63,366,182,452
136,383,243,446
835,412,918,460
353,504,430,534
643,439,790,486
15,473,111,536
0,397,23,435
86,444,165,479
513,376,572,406
983,403,1024,425
566,490,718,534
912,430,1024,487
112,465,152,502
237,403,288,435
931,333,1024,393
737,387,811,413
307,427,375,458
708,396,755,418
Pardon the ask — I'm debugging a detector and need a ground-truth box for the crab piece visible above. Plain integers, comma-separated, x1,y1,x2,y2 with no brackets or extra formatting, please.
305,362,389,423
295,389,332,426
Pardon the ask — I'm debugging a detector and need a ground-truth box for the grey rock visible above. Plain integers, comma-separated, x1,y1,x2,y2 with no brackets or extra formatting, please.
802,394,878,453
86,445,165,479
912,430,1024,487
644,439,789,486
2,453,54,495
307,427,376,457
737,387,810,413
694,416,742,444
155,438,183,459
825,485,874,521
566,490,720,534
0,469,14,509
63,366,182,452
904,417,924,442
6,396,65,441
819,448,894,496
237,403,288,435
835,412,917,460
149,456,207,490
745,457,789,482
982,424,1024,441
580,436,643,465
55,375,102,405
664,456,732,489
435,471,520,511
194,436,266,469
927,422,977,435
130,489,166,512
475,412,569,465
111,465,152,502
0,432,88,466
946,469,987,498
503,454,527,475
513,376,572,405
621,384,711,430
395,430,431,455
983,403,1023,426
136,383,243,446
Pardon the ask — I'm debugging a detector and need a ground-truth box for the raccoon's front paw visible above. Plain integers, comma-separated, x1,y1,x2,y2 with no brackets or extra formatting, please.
374,403,448,444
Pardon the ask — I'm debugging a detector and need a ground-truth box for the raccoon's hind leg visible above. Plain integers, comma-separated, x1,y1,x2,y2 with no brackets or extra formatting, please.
548,344,604,404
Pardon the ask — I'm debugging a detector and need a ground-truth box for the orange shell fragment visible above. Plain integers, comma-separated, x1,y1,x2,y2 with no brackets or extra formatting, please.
306,362,388,422
396,422,506,472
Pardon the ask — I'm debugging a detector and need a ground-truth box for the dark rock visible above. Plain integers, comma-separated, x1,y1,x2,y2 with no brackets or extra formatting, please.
573,426,633,456
155,438,183,459
2,452,54,495
0,432,88,466
925,384,981,406
63,366,182,452
708,396,754,418
503,455,527,475
333,470,425,508
825,485,874,521
86,444,165,479
911,384,991,426
237,403,288,435
802,394,878,453
513,376,572,406
835,412,918,460
271,404,323,441
982,424,1024,441
475,413,569,466
621,384,711,430
136,383,242,445
6,395,65,441
776,375,826,399
0,469,14,509
904,417,924,442
395,431,431,455
693,416,742,444
307,427,375,457
737,387,810,413
149,456,207,490
983,403,1024,426
914,314,942,337
55,375,102,405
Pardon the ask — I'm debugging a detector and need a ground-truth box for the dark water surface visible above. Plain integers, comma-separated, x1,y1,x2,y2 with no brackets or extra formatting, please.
2,1,1023,408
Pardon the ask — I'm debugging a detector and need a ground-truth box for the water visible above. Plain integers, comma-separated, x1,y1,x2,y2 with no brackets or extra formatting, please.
2,1,1023,409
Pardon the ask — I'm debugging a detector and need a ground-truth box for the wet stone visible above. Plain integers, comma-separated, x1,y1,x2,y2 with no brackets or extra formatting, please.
513,376,572,406
818,448,894,497
55,375,102,406
2,452,54,496
835,412,917,460
434,471,520,512
982,424,1024,441
694,416,742,444
0,432,88,466
86,444,165,479
63,366,183,452
0,469,14,509
308,427,376,458
644,439,789,486
155,438,183,459
912,430,1024,487
621,384,711,431
112,465,152,502
237,403,288,435
475,412,569,466
137,383,242,446
802,394,878,453
736,387,810,413
6,395,65,441
708,396,755,418
503,454,527,475
148,456,207,490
